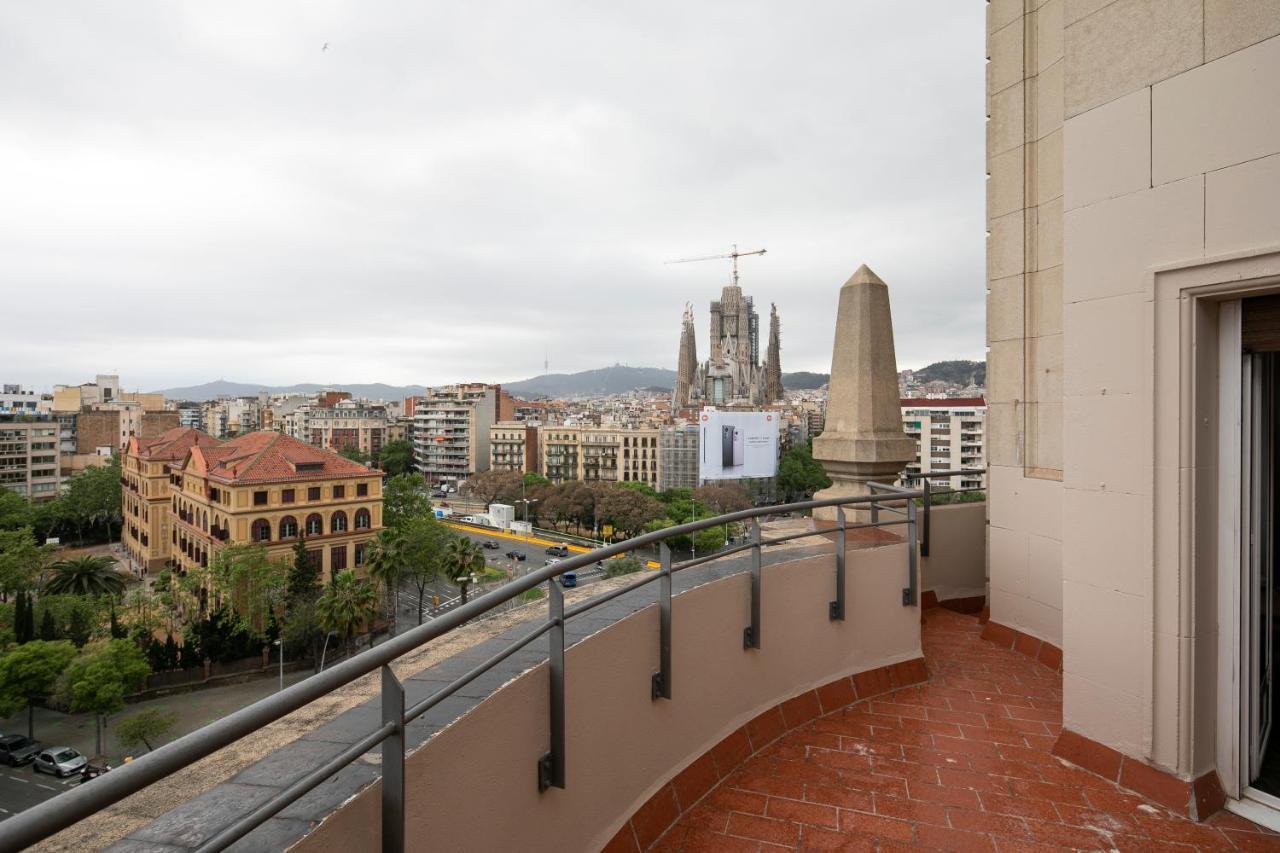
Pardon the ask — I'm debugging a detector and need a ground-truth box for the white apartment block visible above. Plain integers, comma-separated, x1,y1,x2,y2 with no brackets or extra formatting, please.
901,397,985,492
414,384,496,487
0,416,61,501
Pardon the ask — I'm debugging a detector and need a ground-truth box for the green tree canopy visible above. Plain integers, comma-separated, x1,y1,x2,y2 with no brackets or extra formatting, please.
461,470,523,506
442,537,485,604
338,444,371,465
0,490,33,532
58,456,123,544
43,554,125,597
286,538,320,605
383,474,433,532
115,708,178,752
522,471,550,489
316,570,379,655
0,527,50,596
396,514,454,624
208,544,289,642
0,639,77,738
377,439,415,477
777,442,832,502
62,638,150,717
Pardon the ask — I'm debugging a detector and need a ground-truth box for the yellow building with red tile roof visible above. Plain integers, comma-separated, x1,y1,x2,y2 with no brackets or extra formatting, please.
124,429,383,579
121,426,222,571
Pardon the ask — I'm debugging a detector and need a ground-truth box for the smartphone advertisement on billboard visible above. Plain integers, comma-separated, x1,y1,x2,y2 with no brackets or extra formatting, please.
698,409,779,481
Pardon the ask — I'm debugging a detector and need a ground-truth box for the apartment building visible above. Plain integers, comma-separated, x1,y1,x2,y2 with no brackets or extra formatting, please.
539,425,661,488
489,421,539,474
900,397,985,491
657,423,699,492
166,431,382,579
413,384,495,488
306,400,388,457
0,415,60,501
121,427,221,571
76,404,179,455
0,385,51,416
203,397,262,439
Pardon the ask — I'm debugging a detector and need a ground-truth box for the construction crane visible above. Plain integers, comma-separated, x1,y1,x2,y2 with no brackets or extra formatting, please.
665,244,767,287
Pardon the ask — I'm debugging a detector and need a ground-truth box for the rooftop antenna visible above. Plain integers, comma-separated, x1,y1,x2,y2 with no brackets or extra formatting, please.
665,244,767,287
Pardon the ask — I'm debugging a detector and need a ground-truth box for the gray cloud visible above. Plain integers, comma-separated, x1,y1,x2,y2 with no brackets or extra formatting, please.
0,1,987,392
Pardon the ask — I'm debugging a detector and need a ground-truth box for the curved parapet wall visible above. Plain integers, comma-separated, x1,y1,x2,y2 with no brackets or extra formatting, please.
294,542,921,853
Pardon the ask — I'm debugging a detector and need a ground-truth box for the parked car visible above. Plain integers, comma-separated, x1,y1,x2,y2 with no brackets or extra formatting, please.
482,540,499,550
0,734,41,767
545,544,570,557
34,746,87,777
505,550,526,561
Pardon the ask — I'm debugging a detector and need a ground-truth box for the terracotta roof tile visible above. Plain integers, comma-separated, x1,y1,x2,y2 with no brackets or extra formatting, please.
184,431,375,484
132,427,221,462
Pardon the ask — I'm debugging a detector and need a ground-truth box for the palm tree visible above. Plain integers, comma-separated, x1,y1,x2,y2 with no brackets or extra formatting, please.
365,531,406,635
443,537,485,605
316,570,380,657
43,555,125,597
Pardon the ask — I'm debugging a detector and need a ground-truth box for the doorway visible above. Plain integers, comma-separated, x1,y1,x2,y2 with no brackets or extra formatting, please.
1242,297,1280,798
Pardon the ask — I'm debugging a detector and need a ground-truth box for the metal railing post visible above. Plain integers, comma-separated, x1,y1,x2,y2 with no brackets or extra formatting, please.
830,506,846,621
380,666,405,853
869,484,880,525
920,478,931,557
539,580,566,791
743,517,762,649
904,500,919,607
652,543,673,700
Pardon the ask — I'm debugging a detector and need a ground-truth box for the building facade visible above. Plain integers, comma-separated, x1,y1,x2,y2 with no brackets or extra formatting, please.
657,423,699,492
538,426,661,488
0,415,60,501
121,427,222,571
985,2,1280,815
413,384,496,487
0,385,51,416
900,398,985,492
305,400,388,457
165,431,383,580
674,285,784,410
489,421,539,474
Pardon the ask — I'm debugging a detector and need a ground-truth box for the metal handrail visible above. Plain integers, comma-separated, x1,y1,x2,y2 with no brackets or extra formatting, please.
0,486,923,853
894,467,986,556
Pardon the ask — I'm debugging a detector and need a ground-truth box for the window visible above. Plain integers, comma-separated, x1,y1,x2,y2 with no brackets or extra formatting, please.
357,482,368,497
279,516,298,539
251,518,271,542
333,485,345,499
308,486,321,501
306,549,322,571
354,508,371,530
331,511,348,533
254,491,268,506
331,544,347,573
355,542,366,566
282,489,295,503
305,513,323,536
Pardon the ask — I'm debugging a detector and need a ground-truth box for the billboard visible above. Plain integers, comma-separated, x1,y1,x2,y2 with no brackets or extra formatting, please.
698,409,779,481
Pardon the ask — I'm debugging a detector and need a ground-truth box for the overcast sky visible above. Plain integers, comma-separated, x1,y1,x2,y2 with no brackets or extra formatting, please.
2,2,986,393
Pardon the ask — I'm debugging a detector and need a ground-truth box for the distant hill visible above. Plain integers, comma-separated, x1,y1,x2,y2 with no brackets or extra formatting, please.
504,366,676,398
156,380,428,402
910,360,985,387
781,371,829,390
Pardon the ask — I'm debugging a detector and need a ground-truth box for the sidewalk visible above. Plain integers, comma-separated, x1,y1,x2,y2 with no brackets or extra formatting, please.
0,668,312,765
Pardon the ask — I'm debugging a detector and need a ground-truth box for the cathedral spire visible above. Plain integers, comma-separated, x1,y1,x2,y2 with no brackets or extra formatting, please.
763,303,783,403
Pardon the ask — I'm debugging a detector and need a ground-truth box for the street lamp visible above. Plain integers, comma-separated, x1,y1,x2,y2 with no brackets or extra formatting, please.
273,638,283,692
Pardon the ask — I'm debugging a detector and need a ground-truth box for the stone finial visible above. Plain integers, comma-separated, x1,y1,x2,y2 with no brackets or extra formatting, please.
812,265,915,520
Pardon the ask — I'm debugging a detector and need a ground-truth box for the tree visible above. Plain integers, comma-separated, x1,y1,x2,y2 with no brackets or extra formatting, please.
338,444,371,466
461,470,523,506
43,554,125,597
115,708,178,753
693,484,753,515
58,457,123,544
0,639,76,738
442,537,485,604
316,570,379,657
383,474,433,532
39,609,56,641
601,556,646,578
0,527,49,598
776,442,832,502
208,545,289,642
61,638,150,755
287,538,321,605
595,486,665,539
365,530,406,634
522,472,550,489
377,439,415,477
0,490,33,532
396,515,453,624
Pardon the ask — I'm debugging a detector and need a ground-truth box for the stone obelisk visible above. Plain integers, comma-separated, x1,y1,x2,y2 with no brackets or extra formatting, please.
812,265,915,522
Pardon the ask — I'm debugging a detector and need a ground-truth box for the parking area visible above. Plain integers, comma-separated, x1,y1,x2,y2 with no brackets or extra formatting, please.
0,762,80,819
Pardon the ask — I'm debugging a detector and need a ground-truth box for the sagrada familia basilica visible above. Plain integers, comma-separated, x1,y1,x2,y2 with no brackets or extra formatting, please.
673,283,783,409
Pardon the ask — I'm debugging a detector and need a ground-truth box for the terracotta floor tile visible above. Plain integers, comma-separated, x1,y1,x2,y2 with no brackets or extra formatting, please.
655,610,1271,852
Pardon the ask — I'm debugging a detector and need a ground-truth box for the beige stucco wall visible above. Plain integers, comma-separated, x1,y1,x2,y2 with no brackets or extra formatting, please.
293,543,920,853
988,0,1280,780
921,502,988,602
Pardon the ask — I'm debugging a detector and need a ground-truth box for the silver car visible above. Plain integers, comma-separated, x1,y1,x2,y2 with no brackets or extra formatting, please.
33,746,87,777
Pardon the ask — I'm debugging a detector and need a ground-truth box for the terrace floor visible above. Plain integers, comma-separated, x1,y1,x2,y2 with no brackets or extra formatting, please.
653,609,1278,852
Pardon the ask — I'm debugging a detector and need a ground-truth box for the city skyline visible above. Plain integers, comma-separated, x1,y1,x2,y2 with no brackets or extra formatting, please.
1,2,986,390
